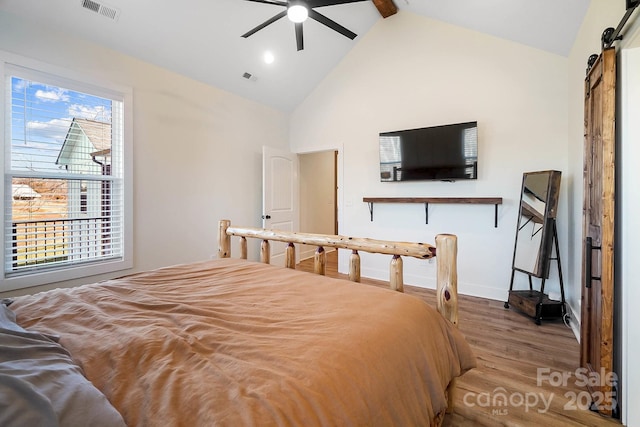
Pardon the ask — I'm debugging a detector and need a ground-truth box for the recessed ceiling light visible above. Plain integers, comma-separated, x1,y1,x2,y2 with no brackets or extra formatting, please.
264,51,275,64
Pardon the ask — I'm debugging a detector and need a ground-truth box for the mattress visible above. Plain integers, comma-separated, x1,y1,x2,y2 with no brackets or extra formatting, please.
9,258,476,426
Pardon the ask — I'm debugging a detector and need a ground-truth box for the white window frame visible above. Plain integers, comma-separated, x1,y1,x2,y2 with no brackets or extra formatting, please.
0,51,133,292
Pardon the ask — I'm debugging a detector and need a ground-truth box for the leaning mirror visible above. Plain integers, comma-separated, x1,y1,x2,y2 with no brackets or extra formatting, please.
512,170,561,278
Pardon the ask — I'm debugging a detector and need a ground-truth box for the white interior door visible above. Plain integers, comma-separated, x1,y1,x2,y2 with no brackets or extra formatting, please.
262,146,299,266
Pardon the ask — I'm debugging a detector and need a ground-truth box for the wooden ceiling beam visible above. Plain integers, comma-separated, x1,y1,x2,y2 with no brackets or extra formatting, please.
372,0,397,18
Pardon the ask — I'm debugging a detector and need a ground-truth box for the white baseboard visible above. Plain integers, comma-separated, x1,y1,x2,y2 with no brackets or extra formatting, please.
359,266,509,302
565,302,581,342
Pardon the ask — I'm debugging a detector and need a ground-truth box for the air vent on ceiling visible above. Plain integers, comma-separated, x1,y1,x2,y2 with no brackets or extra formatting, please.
81,0,120,21
242,72,257,82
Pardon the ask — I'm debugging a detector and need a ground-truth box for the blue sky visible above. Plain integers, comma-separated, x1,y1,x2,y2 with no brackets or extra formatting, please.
11,76,112,173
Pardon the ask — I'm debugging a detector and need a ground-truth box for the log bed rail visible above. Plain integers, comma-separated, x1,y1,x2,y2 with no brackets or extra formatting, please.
217,219,460,412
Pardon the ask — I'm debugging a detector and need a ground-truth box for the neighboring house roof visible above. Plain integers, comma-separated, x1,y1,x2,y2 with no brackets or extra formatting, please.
57,118,111,166
12,184,41,200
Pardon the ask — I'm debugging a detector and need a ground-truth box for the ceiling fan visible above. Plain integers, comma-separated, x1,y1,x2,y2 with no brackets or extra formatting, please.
241,0,369,51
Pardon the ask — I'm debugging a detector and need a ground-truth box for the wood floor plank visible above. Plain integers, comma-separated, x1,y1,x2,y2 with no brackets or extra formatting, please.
297,250,620,427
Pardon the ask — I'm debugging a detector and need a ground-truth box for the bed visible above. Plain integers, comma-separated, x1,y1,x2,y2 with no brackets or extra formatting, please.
0,220,475,427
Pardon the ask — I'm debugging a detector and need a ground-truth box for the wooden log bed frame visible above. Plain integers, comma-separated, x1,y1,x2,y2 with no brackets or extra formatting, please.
2,219,472,427
217,219,460,413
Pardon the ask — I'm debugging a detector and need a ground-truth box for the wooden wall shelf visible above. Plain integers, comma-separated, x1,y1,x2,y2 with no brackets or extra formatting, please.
362,197,503,227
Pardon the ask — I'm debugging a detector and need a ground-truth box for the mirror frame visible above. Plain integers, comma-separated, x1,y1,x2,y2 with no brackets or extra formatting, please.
512,170,562,278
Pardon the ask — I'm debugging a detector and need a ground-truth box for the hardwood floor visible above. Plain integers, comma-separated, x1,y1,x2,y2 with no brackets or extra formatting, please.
298,250,620,427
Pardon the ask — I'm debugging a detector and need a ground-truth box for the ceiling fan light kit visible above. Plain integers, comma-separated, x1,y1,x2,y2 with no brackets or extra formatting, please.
242,0,369,51
287,4,309,22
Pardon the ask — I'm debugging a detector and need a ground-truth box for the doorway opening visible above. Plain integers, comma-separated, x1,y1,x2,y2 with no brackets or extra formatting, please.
298,150,338,260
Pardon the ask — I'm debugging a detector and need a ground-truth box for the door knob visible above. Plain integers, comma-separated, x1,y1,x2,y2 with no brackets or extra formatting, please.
262,215,271,219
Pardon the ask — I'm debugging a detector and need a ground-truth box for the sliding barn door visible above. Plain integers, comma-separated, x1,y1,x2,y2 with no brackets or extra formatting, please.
580,47,616,416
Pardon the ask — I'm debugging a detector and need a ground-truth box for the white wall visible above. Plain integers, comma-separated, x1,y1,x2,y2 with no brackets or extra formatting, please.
0,12,289,296
618,6,639,426
620,41,640,427
290,11,569,302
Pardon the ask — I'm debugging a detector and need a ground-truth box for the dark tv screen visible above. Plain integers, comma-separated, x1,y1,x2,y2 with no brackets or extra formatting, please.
379,121,478,182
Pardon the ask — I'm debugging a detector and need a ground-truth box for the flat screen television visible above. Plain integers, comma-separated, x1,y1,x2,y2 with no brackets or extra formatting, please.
379,121,478,182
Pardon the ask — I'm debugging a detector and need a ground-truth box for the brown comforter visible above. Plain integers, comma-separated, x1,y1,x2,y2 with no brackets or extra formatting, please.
11,258,475,427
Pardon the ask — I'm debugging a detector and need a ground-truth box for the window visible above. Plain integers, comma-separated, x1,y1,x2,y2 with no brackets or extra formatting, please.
379,135,402,181
463,126,478,177
1,54,132,291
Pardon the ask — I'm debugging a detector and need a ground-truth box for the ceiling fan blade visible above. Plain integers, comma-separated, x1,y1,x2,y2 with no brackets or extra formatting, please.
295,22,304,51
308,9,357,40
307,0,368,7
241,10,288,38
244,0,288,6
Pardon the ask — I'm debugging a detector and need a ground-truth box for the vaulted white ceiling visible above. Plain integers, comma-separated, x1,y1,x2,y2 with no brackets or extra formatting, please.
0,0,591,112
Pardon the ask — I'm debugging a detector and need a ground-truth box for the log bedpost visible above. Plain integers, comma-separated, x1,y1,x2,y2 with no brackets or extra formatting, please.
261,240,270,264
435,233,458,414
285,242,296,269
218,219,231,258
240,237,248,260
435,234,458,326
389,255,404,292
349,250,361,282
314,246,326,275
